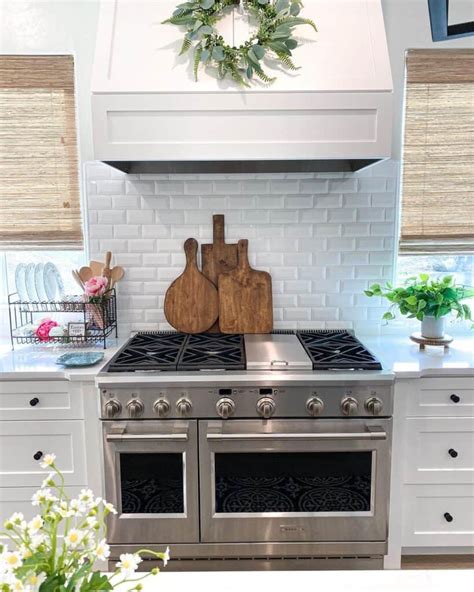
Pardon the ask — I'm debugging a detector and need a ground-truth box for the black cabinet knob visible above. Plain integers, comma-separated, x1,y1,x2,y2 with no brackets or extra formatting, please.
444,512,454,523
448,448,458,458
29,397,40,407
33,451,43,461
450,394,460,403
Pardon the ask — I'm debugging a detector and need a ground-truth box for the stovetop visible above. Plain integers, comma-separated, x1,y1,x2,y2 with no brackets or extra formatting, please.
105,330,382,373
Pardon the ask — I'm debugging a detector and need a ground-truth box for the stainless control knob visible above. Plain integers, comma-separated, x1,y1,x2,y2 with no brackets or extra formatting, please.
126,399,144,419
216,397,236,419
104,399,122,419
306,397,324,417
365,397,383,416
153,398,170,418
176,398,192,417
341,396,359,416
256,397,276,419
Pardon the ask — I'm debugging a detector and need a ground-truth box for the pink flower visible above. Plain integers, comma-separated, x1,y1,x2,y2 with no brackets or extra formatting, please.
84,276,108,298
35,319,59,342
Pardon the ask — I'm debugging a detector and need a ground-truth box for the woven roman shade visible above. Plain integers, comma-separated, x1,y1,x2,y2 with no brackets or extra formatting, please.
399,49,474,254
0,55,83,250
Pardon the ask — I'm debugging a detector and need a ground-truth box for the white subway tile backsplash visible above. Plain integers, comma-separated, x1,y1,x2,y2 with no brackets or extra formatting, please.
86,160,398,334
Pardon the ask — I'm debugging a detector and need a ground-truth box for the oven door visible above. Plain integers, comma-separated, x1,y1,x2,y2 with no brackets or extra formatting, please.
199,418,391,543
103,420,199,544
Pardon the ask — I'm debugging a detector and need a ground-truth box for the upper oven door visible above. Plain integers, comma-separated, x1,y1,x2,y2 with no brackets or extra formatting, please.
199,418,391,544
103,420,199,544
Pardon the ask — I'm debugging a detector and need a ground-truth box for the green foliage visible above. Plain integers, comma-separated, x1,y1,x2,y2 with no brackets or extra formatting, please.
162,0,317,86
364,274,474,323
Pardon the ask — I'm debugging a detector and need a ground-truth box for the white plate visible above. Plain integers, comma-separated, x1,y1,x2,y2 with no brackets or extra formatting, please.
14,263,28,302
25,263,38,302
43,263,65,300
34,263,47,302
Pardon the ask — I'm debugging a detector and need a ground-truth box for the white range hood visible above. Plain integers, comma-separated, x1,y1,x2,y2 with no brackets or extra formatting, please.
92,0,393,173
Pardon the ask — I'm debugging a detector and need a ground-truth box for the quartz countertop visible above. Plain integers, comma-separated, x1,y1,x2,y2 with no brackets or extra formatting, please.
0,334,472,381
115,569,474,592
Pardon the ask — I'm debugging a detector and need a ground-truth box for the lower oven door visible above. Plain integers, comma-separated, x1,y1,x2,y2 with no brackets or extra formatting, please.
103,420,199,544
199,418,391,543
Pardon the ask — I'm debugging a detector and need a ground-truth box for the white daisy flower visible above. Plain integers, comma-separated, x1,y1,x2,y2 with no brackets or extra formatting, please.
54,501,74,519
69,499,83,515
103,501,117,515
65,529,82,548
95,539,110,561
161,546,170,567
8,512,24,526
29,534,46,551
31,489,57,506
86,516,98,529
116,553,141,578
1,551,23,571
41,473,55,488
18,545,32,560
25,571,46,589
39,453,56,469
78,489,94,506
27,515,43,534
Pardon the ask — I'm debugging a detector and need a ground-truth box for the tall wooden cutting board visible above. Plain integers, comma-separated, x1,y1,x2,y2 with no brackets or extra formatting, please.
218,239,273,334
164,238,218,334
202,214,238,332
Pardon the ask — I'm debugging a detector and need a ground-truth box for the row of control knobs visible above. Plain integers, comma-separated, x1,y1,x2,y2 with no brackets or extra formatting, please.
104,395,383,419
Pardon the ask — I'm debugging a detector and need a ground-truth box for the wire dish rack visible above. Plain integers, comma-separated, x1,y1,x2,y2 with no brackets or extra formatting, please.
8,290,118,349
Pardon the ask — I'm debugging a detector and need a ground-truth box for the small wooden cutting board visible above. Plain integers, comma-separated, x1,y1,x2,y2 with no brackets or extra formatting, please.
218,239,273,334
164,238,219,334
202,214,238,332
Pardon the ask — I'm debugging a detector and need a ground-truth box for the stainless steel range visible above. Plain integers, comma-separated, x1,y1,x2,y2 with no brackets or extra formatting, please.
98,330,393,571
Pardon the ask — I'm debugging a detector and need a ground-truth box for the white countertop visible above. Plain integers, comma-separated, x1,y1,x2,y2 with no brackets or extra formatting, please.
116,569,474,592
0,334,472,381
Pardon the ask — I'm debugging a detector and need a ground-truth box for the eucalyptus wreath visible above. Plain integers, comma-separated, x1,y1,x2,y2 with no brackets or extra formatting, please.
163,0,317,86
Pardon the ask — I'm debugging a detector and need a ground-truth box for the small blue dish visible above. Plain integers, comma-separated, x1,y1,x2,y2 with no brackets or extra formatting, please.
56,352,105,367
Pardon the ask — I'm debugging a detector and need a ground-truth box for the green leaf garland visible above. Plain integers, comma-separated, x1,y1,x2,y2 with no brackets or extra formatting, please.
163,0,317,86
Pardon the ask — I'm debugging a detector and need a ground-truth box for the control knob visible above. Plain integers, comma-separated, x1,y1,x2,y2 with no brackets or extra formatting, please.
216,397,236,419
176,398,192,417
306,397,324,417
153,398,171,418
365,397,383,416
126,398,144,419
341,396,359,416
104,399,122,419
257,397,276,419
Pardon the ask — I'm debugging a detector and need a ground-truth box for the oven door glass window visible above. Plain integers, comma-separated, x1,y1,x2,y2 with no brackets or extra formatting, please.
120,453,184,514
214,452,372,514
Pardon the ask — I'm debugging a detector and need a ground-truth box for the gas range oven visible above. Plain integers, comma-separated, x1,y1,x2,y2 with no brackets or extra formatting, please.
97,330,394,571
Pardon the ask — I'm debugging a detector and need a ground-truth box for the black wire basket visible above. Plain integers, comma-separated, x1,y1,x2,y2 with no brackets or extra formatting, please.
8,290,118,349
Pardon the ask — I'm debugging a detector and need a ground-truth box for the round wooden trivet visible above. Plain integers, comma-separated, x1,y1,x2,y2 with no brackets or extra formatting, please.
410,332,453,350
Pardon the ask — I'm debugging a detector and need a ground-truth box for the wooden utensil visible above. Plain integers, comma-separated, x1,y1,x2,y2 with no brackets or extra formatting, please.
109,266,125,289
78,266,93,284
89,260,104,276
202,214,238,332
72,270,84,290
164,238,219,334
102,252,112,288
218,239,273,334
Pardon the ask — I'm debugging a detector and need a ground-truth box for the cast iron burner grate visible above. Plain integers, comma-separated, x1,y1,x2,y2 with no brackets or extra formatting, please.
296,330,382,371
107,331,187,372
177,333,245,371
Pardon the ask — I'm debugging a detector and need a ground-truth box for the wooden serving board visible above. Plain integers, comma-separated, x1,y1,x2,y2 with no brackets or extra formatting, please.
202,214,238,332
164,238,219,334
218,239,273,334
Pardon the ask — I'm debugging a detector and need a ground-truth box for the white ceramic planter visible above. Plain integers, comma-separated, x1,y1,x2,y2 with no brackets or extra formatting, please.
421,315,446,339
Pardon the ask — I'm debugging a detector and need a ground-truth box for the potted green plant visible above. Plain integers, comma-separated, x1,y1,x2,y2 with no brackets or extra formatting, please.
365,274,473,339
0,453,169,591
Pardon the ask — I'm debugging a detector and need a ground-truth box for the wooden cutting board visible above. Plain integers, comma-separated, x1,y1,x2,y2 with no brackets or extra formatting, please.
218,239,273,334
164,238,219,334
202,214,238,332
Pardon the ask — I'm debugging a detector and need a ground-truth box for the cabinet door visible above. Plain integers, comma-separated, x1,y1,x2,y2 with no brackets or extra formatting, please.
402,484,474,547
404,417,474,485
0,420,87,487
406,377,474,418
0,381,83,420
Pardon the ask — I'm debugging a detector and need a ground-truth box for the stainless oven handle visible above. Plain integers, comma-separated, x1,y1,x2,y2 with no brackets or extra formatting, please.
106,433,188,442
207,431,387,442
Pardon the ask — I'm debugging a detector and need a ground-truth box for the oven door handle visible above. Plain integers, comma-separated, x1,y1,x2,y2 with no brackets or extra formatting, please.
206,429,387,442
106,433,188,442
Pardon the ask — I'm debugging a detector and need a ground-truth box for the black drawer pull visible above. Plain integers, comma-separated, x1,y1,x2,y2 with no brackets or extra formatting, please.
444,512,453,523
448,448,458,458
29,397,40,407
33,451,43,461
450,394,460,403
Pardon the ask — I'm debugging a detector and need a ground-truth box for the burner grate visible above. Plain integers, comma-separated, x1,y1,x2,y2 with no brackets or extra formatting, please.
296,330,382,371
178,333,245,370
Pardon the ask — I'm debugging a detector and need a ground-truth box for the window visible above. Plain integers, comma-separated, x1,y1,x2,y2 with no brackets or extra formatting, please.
0,55,83,249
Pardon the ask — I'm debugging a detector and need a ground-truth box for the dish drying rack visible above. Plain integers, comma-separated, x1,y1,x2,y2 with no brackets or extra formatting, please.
8,290,118,349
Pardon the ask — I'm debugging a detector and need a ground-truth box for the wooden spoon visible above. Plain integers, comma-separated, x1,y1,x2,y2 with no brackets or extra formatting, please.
72,270,84,290
109,266,125,290
78,266,93,284
102,252,112,288
89,260,104,276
